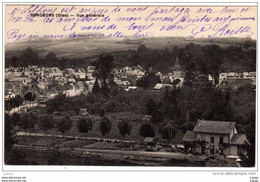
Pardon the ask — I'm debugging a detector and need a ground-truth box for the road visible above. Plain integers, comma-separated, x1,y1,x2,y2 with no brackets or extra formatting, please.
15,131,136,144
75,148,207,161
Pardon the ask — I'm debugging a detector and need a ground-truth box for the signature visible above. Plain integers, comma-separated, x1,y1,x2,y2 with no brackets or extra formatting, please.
189,22,253,38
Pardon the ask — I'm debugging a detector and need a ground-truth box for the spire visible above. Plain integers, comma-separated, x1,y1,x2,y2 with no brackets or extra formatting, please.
173,56,181,71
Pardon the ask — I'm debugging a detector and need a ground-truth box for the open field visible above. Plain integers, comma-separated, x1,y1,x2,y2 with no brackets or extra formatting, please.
5,37,236,59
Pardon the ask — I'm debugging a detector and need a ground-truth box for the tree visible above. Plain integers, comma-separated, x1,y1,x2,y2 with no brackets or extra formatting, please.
103,99,120,113
5,114,15,154
74,105,81,115
159,124,176,140
161,88,179,121
183,63,196,88
239,112,255,167
92,80,101,94
136,72,161,89
58,117,72,135
94,54,114,88
139,123,155,138
230,87,255,124
39,116,54,134
24,92,36,105
13,95,24,111
10,113,20,126
98,117,112,136
145,98,157,115
45,52,58,63
18,113,35,135
77,117,93,135
21,47,41,66
118,120,132,137
5,95,24,111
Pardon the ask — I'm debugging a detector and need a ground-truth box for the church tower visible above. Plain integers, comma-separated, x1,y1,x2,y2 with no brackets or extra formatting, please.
173,56,182,79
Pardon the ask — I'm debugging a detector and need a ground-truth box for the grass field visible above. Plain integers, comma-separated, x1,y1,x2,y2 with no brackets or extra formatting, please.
5,36,234,59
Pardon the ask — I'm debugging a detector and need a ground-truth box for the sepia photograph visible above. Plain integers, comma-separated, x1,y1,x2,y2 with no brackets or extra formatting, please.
3,3,257,170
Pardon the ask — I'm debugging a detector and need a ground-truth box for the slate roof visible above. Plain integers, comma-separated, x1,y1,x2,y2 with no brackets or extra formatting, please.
231,134,247,145
183,130,196,142
193,120,236,134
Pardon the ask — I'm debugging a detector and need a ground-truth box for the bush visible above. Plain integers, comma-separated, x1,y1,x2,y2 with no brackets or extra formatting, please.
118,120,132,137
77,117,93,134
139,123,155,138
98,117,112,136
39,115,54,133
18,113,35,134
104,100,121,112
10,113,20,126
58,117,72,134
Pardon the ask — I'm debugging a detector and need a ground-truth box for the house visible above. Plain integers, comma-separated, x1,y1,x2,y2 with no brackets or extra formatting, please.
113,79,124,87
44,67,62,77
5,91,16,100
63,68,75,77
79,108,89,116
125,86,138,91
74,68,86,79
47,88,58,99
183,119,247,158
24,69,36,79
122,81,130,87
68,78,76,83
153,83,173,90
85,79,96,93
76,81,85,91
86,66,95,76
5,82,23,97
143,137,159,151
61,84,82,97
13,75,32,85
142,115,152,122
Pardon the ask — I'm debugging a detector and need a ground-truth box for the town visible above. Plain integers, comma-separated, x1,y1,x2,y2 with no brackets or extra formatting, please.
4,42,256,167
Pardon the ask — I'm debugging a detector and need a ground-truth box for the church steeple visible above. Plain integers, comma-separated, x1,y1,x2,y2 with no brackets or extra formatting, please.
173,56,181,71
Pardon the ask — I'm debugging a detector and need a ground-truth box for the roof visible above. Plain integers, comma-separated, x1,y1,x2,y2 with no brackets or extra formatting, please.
57,84,73,92
5,82,22,90
153,83,164,90
172,131,185,144
153,83,173,90
193,120,236,134
249,72,256,77
173,56,181,71
142,115,152,121
231,134,247,145
49,88,58,94
143,137,157,143
183,131,196,142
114,79,124,86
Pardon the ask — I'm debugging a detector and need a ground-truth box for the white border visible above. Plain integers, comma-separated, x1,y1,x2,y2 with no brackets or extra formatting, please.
1,0,258,176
